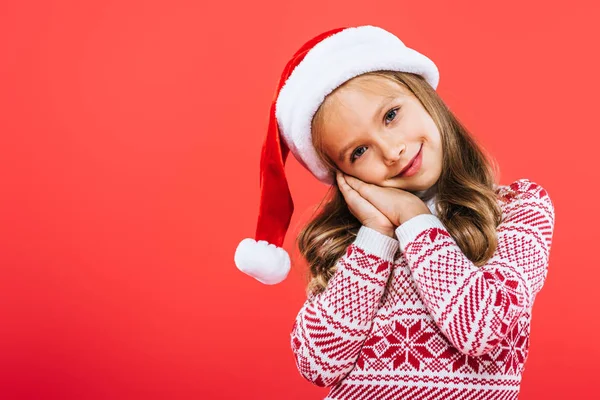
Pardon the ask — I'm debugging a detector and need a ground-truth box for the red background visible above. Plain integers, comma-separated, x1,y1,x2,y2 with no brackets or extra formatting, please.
1,0,598,398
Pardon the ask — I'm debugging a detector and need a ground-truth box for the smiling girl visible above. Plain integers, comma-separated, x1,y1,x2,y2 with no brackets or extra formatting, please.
235,25,555,399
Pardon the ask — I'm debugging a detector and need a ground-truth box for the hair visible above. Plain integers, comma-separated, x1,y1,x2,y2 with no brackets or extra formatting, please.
295,70,503,298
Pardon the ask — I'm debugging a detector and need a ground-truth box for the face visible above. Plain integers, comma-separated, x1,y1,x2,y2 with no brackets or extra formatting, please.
319,75,443,193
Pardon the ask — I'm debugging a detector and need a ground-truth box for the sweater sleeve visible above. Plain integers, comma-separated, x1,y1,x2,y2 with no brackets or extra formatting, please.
290,226,399,388
394,178,555,357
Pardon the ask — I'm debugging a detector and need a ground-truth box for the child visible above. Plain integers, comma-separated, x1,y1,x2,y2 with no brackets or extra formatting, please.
234,25,555,399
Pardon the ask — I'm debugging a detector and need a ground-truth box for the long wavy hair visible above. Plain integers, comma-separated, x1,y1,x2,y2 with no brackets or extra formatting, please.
295,70,504,298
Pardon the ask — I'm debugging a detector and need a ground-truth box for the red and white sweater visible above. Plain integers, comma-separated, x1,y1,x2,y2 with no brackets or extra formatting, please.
290,178,555,399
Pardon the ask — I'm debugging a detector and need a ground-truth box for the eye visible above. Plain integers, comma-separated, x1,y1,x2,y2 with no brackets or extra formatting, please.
350,146,367,163
384,107,400,125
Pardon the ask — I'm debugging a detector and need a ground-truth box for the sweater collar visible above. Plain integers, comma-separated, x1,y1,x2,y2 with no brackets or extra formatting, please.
414,183,439,217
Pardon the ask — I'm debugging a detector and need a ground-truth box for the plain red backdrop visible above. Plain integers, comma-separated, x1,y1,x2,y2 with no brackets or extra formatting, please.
1,0,598,398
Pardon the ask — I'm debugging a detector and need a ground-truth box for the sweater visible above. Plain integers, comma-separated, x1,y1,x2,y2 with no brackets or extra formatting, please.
290,178,555,399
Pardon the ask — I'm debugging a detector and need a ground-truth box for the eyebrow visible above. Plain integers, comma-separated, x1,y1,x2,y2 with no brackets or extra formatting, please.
337,96,397,162
338,139,360,162
373,96,397,123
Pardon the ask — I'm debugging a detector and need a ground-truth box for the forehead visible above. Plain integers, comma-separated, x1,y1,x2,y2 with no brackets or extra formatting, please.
342,74,407,97
322,75,409,126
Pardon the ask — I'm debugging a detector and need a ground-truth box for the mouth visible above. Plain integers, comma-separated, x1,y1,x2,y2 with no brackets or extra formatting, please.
393,144,423,178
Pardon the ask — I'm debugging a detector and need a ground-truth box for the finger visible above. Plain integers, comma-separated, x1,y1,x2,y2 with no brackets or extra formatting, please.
345,175,392,217
338,174,367,202
344,174,376,201
338,176,361,201
343,174,368,190
336,171,348,190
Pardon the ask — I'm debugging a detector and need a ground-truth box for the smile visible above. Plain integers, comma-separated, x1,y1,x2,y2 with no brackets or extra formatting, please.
394,144,423,178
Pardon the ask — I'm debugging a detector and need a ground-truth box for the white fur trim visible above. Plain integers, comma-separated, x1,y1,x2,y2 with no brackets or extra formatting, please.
234,238,291,285
275,25,440,185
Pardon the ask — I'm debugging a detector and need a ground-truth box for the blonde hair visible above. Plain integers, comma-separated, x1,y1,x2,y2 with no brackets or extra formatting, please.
295,70,503,298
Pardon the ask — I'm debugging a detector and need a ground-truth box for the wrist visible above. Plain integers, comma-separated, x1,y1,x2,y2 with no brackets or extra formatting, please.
365,225,395,238
398,210,432,226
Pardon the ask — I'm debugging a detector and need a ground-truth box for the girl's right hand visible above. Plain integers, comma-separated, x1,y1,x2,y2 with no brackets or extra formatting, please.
336,171,396,238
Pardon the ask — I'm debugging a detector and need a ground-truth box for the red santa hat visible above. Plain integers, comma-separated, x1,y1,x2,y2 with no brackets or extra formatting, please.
234,25,440,285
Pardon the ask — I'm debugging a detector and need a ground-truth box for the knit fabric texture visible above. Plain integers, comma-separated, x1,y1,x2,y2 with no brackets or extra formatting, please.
290,178,555,399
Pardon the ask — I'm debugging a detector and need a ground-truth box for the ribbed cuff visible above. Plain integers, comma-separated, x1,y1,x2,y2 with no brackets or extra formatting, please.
395,214,447,253
353,226,399,261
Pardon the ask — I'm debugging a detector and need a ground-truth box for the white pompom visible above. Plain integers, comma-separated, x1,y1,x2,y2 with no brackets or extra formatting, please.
234,238,291,285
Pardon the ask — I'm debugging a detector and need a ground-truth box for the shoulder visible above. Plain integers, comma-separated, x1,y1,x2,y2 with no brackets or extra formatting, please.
496,177,551,199
495,178,554,217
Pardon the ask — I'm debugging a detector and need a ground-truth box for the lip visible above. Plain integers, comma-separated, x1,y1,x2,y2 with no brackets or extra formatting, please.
394,144,423,178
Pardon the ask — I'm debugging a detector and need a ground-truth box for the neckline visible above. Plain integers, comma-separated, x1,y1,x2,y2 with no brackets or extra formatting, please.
413,181,438,203
413,185,439,216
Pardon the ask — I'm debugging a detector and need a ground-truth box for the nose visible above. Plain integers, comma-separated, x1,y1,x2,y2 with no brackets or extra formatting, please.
382,141,405,165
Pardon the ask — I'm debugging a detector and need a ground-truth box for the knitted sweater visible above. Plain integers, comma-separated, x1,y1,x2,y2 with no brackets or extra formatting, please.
290,178,555,399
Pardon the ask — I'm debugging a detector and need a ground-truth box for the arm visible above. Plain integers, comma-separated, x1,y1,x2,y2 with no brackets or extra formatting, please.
395,178,555,357
290,226,398,387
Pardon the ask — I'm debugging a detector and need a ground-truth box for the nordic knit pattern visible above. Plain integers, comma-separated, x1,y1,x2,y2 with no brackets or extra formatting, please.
290,178,555,399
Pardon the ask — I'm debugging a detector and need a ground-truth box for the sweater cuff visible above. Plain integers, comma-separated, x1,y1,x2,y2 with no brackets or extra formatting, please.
395,214,447,253
353,225,399,261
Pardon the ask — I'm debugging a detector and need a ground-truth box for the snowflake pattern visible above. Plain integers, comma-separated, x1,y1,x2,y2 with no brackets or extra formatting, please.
290,178,553,398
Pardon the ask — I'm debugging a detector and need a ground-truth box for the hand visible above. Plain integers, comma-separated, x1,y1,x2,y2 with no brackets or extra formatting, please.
336,171,395,238
341,173,432,227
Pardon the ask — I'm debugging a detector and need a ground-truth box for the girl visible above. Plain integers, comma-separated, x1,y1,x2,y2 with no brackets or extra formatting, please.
235,25,555,399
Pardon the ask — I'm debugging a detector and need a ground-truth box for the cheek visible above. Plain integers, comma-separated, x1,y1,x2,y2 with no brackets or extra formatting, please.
424,142,444,172
353,163,380,182
425,120,442,143
363,163,388,183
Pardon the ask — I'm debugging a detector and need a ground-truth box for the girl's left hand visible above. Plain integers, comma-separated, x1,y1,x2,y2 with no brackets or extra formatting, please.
341,173,432,227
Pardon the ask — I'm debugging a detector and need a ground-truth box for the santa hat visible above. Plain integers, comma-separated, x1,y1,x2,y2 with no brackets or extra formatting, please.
234,25,440,285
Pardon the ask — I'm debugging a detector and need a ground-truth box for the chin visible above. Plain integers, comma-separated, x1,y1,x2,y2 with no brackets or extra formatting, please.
402,177,436,193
